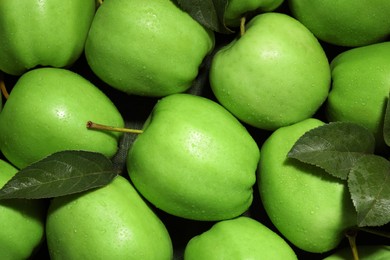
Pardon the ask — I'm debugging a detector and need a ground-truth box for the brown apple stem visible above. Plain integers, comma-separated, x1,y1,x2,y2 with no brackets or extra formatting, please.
0,73,9,100
86,121,143,134
240,17,246,37
346,229,359,260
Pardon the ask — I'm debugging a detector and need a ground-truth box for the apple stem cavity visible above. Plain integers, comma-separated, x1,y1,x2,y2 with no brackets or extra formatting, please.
86,121,143,134
240,17,246,37
345,229,360,260
0,73,9,100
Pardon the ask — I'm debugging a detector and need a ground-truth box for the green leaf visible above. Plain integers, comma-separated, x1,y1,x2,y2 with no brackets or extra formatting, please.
288,122,376,180
176,0,233,34
0,150,119,200
348,155,390,227
383,94,390,147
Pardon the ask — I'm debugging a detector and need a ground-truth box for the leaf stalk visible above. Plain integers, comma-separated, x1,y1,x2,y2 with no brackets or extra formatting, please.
86,121,143,135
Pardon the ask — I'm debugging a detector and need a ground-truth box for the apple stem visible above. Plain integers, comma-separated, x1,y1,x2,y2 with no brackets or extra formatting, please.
86,121,143,134
240,17,246,37
0,73,9,100
345,229,360,260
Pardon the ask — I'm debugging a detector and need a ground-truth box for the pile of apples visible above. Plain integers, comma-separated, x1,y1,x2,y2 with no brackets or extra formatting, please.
0,0,390,259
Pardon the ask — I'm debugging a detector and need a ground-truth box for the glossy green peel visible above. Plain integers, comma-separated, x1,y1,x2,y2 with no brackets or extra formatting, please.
85,0,215,97
127,94,260,221
326,42,390,150
258,118,357,253
0,68,124,169
46,175,173,259
184,216,298,260
0,159,46,259
289,0,390,47
210,13,331,131
0,0,96,75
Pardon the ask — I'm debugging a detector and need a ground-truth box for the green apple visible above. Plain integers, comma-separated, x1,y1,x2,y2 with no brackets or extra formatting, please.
209,12,331,131
225,0,285,27
46,175,173,259
325,41,390,150
258,118,357,253
323,245,390,260
85,0,215,97
126,93,260,221
0,67,124,169
288,0,390,47
0,0,96,75
184,216,298,259
0,159,46,259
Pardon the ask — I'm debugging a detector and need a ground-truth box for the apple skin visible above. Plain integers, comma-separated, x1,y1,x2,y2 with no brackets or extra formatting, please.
288,0,390,47
326,42,390,151
0,0,96,75
85,0,215,97
258,118,357,253
323,245,390,260
184,216,298,260
225,0,285,27
209,12,331,131
0,68,124,169
126,93,260,221
0,159,46,260
46,175,173,259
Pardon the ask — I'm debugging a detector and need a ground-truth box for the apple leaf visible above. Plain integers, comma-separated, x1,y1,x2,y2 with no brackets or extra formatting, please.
288,122,376,180
348,154,390,227
383,94,390,147
0,150,119,200
176,0,233,34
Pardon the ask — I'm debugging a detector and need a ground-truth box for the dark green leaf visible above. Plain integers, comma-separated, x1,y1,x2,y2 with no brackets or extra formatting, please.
348,155,390,227
288,122,376,180
0,150,119,200
176,0,233,34
383,94,390,147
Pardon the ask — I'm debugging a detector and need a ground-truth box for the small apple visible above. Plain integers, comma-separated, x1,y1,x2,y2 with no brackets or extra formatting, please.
46,175,173,259
0,159,46,259
184,216,298,259
0,67,124,169
224,0,285,27
126,93,260,221
85,0,215,97
209,12,331,131
0,0,96,75
323,245,390,260
258,118,357,253
325,41,390,151
288,0,390,47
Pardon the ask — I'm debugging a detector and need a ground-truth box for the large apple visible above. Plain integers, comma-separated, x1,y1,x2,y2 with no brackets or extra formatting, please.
258,118,357,253
325,41,390,151
126,93,260,221
184,216,298,259
85,0,215,97
0,0,96,75
288,0,390,47
0,159,46,259
209,12,331,131
46,175,173,259
0,68,124,169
